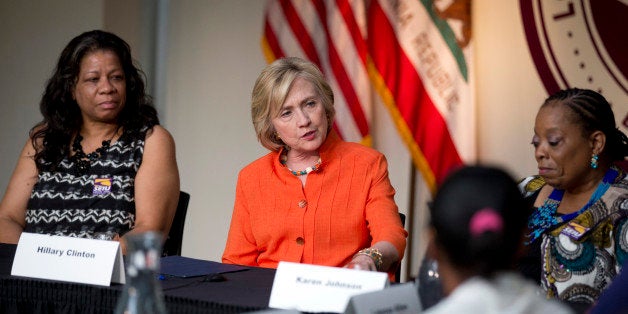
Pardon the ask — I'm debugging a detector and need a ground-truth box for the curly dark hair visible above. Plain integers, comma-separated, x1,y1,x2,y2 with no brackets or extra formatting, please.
31,30,159,171
542,88,628,162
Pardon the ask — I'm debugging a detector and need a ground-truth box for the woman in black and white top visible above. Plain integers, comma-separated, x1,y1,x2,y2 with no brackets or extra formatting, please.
0,30,179,253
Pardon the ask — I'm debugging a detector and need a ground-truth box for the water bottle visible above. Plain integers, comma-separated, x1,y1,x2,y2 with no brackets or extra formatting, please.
115,231,168,314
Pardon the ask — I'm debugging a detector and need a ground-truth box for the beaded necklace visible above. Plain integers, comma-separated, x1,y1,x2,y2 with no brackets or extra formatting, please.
70,134,112,175
280,153,322,176
526,167,619,243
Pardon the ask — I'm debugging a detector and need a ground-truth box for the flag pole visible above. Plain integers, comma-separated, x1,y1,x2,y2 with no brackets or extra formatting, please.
405,161,417,280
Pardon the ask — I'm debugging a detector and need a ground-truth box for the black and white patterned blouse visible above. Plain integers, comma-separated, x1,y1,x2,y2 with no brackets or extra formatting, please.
24,128,148,239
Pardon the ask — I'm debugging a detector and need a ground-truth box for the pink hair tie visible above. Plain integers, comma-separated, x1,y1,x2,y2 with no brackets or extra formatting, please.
469,208,503,237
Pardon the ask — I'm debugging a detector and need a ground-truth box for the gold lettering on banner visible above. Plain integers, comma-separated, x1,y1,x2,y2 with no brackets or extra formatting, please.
412,32,459,112
394,0,413,28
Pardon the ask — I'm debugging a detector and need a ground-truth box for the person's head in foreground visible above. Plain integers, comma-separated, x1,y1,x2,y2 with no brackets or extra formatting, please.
424,165,572,313
430,165,528,286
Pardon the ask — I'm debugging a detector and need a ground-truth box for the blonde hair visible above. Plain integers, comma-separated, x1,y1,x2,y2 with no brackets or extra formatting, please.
251,57,335,151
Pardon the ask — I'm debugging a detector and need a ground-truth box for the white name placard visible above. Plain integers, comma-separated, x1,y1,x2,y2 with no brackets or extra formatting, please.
11,232,125,286
344,282,422,314
269,261,389,313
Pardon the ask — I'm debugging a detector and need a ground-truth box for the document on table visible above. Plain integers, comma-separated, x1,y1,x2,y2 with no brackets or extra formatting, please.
160,255,248,278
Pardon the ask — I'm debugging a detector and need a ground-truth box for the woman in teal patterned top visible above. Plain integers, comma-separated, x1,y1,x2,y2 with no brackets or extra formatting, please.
519,88,628,312
0,30,179,254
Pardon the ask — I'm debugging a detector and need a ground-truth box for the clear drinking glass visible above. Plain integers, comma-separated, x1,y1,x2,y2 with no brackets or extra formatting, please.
415,257,443,310
114,231,168,314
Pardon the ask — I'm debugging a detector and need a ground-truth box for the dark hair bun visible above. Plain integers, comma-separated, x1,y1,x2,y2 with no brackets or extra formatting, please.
430,165,529,276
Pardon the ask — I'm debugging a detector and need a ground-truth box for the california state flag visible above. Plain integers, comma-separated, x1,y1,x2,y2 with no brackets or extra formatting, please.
368,0,475,191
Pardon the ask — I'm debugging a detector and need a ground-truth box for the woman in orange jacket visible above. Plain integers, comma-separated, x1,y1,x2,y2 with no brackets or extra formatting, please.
222,57,407,275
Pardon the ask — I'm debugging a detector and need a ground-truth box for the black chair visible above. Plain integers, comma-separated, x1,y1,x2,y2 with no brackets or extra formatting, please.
395,212,406,282
162,191,190,257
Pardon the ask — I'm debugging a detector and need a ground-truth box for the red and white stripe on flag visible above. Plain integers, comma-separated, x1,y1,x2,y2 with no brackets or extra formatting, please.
262,0,373,145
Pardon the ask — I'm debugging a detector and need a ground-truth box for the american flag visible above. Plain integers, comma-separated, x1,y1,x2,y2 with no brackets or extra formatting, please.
262,0,373,146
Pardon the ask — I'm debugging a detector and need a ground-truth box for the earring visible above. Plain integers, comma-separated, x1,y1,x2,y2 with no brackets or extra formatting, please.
590,154,599,169
273,132,282,143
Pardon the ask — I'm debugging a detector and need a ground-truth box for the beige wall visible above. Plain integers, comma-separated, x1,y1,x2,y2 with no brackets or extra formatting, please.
475,1,543,178
0,1,553,280
163,0,269,262
103,0,157,95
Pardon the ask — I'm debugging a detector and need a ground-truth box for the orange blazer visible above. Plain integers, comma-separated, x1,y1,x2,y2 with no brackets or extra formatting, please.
222,131,407,270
